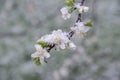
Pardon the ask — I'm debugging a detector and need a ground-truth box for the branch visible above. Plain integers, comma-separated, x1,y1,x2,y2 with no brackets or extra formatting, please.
81,0,86,5
46,0,86,52
76,0,86,22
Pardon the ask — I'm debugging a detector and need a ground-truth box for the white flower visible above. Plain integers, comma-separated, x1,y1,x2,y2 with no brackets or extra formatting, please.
75,3,89,13
68,42,76,50
83,6,89,12
60,7,71,20
31,44,50,64
51,29,70,50
71,22,90,37
37,34,53,43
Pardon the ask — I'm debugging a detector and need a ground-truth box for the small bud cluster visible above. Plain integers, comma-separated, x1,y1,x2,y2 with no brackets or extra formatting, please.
31,0,93,65
61,0,89,20
71,21,91,37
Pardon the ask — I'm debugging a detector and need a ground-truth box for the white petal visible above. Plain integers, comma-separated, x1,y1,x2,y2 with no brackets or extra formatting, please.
60,7,71,20
37,34,53,43
40,57,44,64
44,52,50,58
60,43,66,49
78,8,83,13
75,3,81,8
60,7,68,14
76,22,84,27
34,44,42,51
31,52,38,58
83,7,89,12
62,15,67,20
67,14,71,19
69,42,76,50
84,27,90,32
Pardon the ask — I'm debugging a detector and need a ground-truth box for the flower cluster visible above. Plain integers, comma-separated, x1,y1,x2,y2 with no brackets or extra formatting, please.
31,0,93,66
31,44,50,65
60,0,89,20
71,21,91,37
31,29,76,65
75,3,89,13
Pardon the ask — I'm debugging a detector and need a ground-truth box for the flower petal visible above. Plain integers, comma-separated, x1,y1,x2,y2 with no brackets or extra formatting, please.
31,52,38,58
69,42,76,50
44,52,50,58
40,57,44,64
35,44,42,51
60,43,66,49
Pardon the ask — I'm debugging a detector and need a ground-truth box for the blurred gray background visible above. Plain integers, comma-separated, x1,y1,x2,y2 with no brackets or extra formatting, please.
0,0,120,80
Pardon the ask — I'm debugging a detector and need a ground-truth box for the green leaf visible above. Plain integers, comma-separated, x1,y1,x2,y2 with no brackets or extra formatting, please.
65,0,75,6
68,7,75,13
36,61,41,66
33,57,41,66
84,21,93,27
37,41,48,48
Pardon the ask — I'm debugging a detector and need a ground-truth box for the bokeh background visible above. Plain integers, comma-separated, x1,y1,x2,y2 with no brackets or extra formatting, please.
0,0,120,80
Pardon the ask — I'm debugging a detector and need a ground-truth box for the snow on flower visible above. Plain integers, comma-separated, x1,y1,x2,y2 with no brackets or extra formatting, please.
71,21,90,37
75,3,89,13
31,44,50,64
60,7,71,20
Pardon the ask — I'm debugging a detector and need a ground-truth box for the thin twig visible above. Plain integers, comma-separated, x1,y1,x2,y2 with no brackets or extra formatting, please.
47,0,86,52
76,0,86,22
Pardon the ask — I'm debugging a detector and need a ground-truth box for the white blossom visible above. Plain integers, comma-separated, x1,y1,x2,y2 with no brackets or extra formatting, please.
60,7,71,20
71,22,90,37
68,42,76,50
37,34,53,43
51,29,70,50
31,44,50,64
36,29,76,50
75,3,89,13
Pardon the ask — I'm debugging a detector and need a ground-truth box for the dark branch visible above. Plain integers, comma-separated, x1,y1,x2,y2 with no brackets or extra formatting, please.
47,0,86,52
81,0,86,5
69,0,86,39
47,44,55,52
76,0,86,22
